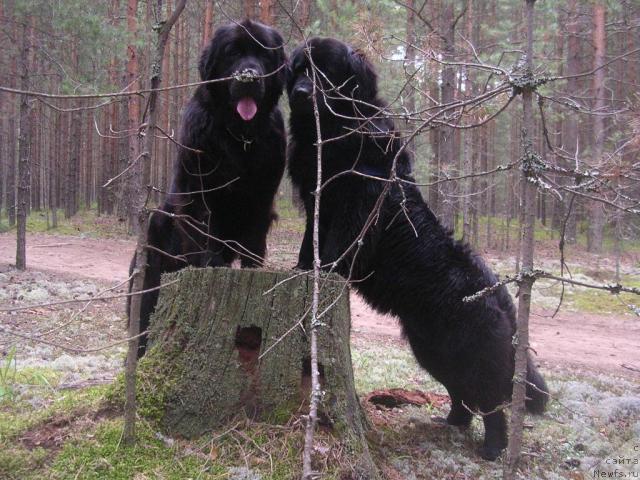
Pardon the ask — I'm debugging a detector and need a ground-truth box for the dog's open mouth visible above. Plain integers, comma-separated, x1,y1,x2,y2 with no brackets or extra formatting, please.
236,97,258,121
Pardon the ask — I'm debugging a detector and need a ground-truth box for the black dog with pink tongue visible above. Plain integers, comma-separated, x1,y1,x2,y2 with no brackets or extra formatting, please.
128,20,287,357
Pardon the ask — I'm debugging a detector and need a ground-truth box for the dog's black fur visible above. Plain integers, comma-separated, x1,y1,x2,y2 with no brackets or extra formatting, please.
128,20,287,357
287,37,548,460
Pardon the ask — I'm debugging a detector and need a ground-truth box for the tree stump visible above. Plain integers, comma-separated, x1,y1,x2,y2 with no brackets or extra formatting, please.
137,267,378,477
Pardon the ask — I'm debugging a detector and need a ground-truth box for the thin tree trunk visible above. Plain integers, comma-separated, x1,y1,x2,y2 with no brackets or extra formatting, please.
302,54,325,480
504,1,537,478
587,2,606,253
461,0,474,243
244,0,257,20
31,102,39,212
123,0,187,446
202,1,214,46
70,105,81,216
298,0,311,36
461,125,473,242
437,2,457,231
51,110,59,229
6,0,17,227
16,20,32,271
551,3,565,231
404,0,416,158
0,0,4,221
85,102,95,208
563,0,580,244
260,0,274,24
125,0,141,233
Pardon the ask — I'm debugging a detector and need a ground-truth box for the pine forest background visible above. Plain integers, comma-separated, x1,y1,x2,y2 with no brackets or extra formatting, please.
1,0,639,256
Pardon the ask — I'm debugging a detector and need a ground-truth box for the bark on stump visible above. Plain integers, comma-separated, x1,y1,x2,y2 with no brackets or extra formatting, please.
138,267,377,477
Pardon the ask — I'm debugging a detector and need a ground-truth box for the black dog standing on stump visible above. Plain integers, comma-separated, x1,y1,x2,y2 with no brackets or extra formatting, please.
128,20,287,357
287,37,548,461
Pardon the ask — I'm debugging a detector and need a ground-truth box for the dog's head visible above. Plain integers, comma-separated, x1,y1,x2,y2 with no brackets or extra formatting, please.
199,20,287,123
288,37,378,117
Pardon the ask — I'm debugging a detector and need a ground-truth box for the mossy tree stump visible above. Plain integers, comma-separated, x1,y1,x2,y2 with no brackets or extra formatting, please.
138,267,377,477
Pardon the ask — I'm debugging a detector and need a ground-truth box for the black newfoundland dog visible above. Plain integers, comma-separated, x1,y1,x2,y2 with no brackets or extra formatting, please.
129,20,287,357
287,37,548,460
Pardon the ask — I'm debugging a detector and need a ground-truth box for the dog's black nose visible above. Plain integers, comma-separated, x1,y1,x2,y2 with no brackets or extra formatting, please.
293,84,312,96
234,67,261,83
244,67,260,77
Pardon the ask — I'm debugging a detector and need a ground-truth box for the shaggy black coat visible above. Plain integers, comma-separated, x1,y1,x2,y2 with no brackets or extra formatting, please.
129,20,287,357
287,37,548,461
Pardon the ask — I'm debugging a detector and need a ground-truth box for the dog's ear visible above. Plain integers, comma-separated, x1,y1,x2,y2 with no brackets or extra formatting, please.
286,46,305,94
348,49,378,100
270,28,288,91
285,61,294,94
198,42,216,81
198,25,233,81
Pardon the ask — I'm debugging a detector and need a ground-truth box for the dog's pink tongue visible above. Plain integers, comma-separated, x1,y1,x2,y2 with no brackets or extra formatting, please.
236,97,257,121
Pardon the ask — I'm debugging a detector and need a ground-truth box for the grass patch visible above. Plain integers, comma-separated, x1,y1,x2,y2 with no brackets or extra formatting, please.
1,208,131,238
528,270,640,314
2,337,639,479
352,339,444,396
570,289,639,314
49,415,344,479
0,445,49,480
349,339,640,479
275,191,302,223
0,382,112,480
51,419,221,480
0,383,108,441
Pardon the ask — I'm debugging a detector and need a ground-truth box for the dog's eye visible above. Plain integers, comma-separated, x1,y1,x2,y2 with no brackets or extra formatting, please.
294,65,309,77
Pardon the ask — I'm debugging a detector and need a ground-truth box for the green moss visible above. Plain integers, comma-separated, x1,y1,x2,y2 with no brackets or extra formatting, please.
49,416,338,480
351,341,444,395
51,419,223,480
0,446,49,480
106,335,187,425
0,385,109,441
265,400,300,425
275,193,301,222
2,208,133,238
0,385,112,480
570,290,637,314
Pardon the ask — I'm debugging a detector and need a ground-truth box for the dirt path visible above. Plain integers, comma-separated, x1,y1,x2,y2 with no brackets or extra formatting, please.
1,232,638,378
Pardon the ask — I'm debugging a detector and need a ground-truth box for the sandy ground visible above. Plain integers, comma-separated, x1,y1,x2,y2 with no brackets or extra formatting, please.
1,232,639,378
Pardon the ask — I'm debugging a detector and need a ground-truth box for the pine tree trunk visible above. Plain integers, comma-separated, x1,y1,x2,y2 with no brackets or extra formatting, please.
562,0,580,244
504,1,537,478
6,0,17,227
126,0,141,234
85,102,95,209
63,111,73,218
404,0,416,157
260,0,274,24
461,0,474,243
123,0,187,446
136,267,378,477
70,106,81,216
437,2,457,231
16,20,32,271
51,110,60,228
244,0,257,20
202,1,214,46
587,2,606,253
0,1,4,220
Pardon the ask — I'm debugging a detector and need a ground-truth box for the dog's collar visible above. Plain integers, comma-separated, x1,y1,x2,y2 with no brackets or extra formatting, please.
226,128,254,152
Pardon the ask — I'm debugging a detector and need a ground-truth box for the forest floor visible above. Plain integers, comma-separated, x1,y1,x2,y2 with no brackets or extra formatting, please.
1,230,638,377
0,220,639,479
